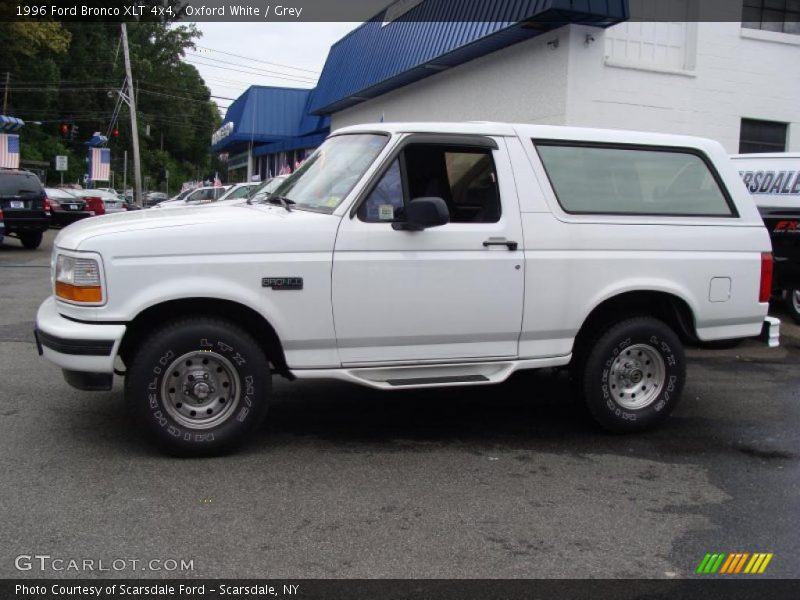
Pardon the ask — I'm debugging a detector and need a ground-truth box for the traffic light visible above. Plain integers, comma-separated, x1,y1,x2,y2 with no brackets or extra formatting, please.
111,127,119,141
70,124,78,141
59,122,69,140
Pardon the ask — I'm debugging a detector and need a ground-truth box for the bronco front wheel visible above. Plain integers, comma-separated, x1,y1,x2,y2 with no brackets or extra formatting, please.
125,317,271,455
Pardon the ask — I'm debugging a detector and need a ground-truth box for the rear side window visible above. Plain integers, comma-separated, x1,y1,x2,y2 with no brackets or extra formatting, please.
535,142,734,217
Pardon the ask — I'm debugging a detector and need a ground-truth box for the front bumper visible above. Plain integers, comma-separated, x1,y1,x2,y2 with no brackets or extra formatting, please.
35,296,126,375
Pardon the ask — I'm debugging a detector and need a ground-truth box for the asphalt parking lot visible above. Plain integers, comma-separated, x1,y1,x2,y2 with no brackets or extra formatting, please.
0,230,797,579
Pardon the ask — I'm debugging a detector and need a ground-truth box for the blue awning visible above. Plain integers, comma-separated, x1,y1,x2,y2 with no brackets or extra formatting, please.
310,0,628,115
0,115,25,132
211,86,328,154
252,132,329,157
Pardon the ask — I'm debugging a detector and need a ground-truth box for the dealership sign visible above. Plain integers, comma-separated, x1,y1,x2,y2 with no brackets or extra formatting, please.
212,121,234,146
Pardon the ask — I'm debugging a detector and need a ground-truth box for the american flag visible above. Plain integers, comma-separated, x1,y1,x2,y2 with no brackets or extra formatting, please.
0,133,20,169
88,147,111,181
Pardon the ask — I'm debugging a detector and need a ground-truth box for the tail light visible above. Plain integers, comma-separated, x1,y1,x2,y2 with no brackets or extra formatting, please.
759,252,773,303
44,197,52,215
0,208,4,220
85,196,105,216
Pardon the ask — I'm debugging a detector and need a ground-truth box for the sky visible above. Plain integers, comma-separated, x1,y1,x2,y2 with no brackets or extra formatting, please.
189,23,361,117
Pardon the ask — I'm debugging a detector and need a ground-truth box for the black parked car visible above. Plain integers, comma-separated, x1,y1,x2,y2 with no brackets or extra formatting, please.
44,187,92,227
0,169,50,249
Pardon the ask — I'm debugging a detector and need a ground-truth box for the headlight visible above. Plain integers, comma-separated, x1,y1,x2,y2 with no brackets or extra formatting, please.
55,254,104,303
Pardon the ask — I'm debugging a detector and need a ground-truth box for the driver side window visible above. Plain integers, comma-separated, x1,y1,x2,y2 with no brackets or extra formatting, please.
358,144,501,224
359,159,404,222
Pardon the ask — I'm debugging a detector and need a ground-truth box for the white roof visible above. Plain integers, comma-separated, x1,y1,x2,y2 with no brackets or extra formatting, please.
730,153,800,160
333,121,727,151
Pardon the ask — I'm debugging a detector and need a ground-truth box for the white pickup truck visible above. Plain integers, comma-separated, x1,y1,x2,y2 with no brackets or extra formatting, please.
35,122,776,455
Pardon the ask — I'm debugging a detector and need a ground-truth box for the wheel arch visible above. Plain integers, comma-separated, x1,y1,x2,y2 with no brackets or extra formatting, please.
117,297,293,379
574,289,698,352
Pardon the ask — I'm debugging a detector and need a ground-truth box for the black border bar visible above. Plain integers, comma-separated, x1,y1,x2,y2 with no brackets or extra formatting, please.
4,579,800,600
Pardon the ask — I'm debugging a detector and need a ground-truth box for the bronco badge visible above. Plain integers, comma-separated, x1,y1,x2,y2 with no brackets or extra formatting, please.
261,277,303,290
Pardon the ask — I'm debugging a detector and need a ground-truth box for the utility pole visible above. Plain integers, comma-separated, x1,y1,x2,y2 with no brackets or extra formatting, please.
120,24,143,206
3,72,9,113
123,149,127,197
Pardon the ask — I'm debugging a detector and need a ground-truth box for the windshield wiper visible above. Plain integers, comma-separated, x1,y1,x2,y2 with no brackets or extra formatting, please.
265,195,295,212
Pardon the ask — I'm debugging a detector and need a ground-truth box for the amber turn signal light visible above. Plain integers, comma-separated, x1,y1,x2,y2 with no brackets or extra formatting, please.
56,282,103,303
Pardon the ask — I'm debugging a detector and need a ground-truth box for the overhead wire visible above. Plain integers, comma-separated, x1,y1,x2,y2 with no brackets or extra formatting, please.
193,45,320,74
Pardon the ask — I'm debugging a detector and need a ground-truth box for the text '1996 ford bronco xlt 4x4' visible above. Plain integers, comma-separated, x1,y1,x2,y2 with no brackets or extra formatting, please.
35,123,778,455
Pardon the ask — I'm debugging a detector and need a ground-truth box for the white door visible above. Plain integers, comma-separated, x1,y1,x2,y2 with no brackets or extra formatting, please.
332,136,525,365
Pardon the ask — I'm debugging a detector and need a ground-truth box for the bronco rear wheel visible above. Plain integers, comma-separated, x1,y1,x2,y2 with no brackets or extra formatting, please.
125,317,271,455
579,316,686,433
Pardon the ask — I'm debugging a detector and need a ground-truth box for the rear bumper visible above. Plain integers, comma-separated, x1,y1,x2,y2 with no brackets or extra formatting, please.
4,213,50,233
35,296,126,375
50,210,91,227
760,316,781,348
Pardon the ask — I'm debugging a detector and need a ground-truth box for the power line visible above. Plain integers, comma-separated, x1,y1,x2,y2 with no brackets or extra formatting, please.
137,88,226,105
184,57,315,85
186,51,316,82
194,45,320,74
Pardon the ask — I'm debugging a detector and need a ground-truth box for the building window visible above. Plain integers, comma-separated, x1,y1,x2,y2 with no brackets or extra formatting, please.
742,0,800,35
739,118,788,153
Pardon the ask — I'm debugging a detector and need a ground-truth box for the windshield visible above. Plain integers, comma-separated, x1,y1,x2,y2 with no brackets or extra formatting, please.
270,134,389,211
224,185,256,200
249,176,286,203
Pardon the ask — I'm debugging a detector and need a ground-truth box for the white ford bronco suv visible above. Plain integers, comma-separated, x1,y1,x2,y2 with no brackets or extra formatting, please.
35,123,777,455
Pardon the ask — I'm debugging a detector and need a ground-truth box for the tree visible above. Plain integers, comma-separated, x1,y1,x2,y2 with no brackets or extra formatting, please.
0,17,219,193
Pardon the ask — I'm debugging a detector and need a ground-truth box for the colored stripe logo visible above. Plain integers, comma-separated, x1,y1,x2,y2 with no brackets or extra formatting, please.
696,552,773,574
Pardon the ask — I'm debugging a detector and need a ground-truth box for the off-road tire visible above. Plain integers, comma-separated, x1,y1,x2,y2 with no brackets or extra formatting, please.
125,317,271,456
579,316,686,433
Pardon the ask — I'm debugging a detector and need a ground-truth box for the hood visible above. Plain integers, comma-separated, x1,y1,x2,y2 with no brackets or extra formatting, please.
55,203,335,251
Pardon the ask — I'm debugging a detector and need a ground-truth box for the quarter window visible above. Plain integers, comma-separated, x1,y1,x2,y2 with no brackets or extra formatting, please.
536,142,734,217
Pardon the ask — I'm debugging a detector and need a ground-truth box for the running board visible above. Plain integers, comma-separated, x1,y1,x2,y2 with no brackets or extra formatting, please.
386,374,489,387
291,355,572,390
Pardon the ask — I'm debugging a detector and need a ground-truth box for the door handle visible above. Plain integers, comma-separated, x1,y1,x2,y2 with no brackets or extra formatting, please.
483,237,518,251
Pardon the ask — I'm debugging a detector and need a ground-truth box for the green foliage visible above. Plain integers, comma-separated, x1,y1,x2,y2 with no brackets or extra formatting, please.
0,20,220,191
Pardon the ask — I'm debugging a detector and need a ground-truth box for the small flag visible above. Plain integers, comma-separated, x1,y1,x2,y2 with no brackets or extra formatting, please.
0,133,20,168
88,147,111,181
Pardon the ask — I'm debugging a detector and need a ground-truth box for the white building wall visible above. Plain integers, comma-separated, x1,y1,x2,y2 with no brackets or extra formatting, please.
329,22,800,154
564,22,800,152
330,32,570,130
